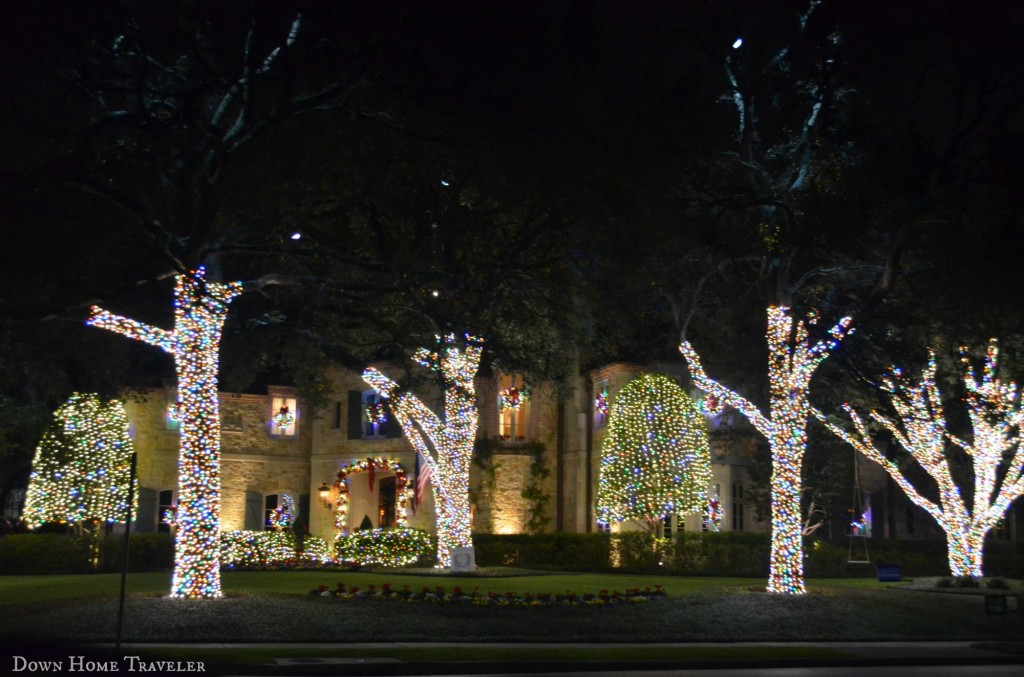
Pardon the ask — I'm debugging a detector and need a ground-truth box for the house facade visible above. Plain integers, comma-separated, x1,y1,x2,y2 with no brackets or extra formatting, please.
123,361,774,545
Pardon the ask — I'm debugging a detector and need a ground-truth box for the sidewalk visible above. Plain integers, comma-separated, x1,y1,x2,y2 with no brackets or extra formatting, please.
66,640,1024,675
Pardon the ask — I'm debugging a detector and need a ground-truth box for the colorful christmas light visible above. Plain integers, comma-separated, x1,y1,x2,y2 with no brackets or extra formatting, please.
88,267,243,599
23,393,137,528
365,402,388,426
363,334,482,568
816,340,1024,577
500,386,527,410
595,387,610,416
272,405,295,431
269,494,295,530
332,458,412,544
595,374,711,528
335,527,432,567
681,305,854,594
220,530,333,568
703,491,723,532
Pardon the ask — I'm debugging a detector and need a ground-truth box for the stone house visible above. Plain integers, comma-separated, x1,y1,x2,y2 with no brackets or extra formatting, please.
125,362,769,544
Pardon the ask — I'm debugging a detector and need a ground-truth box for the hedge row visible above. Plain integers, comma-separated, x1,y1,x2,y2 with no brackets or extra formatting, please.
473,532,1024,578
0,533,174,574
3,531,1022,578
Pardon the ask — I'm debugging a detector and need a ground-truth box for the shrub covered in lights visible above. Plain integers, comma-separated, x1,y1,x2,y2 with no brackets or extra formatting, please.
220,530,333,568
596,374,711,529
23,393,137,529
335,527,432,567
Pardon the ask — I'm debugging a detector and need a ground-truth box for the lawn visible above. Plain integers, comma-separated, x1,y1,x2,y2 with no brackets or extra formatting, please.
0,569,1020,675
0,568,1018,646
0,569,757,606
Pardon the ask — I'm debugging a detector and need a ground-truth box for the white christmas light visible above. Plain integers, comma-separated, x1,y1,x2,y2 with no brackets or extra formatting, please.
817,340,1024,577
363,335,482,568
89,267,242,599
681,305,853,594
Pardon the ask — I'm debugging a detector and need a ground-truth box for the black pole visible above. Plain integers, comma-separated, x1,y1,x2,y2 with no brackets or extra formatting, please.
115,452,138,651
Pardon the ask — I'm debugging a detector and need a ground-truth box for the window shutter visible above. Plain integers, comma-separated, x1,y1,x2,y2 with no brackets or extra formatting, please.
244,491,262,531
384,411,402,438
296,493,310,533
347,390,364,440
135,486,156,533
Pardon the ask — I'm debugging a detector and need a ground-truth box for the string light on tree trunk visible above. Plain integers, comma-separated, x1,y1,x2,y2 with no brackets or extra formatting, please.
816,340,1024,578
363,334,483,568
88,266,242,599
681,305,854,594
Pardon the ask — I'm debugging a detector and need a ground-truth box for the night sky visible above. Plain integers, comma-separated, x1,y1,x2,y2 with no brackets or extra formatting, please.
1,0,1023,495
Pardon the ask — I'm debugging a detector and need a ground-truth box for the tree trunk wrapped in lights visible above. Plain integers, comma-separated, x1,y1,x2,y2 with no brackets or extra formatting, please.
680,306,853,594
816,341,1024,577
88,267,242,599
363,335,482,568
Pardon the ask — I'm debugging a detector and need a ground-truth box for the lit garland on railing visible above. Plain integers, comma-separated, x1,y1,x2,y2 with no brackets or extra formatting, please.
681,305,854,594
595,374,711,527
815,340,1024,578
23,393,137,528
363,334,483,568
88,266,243,599
332,458,412,543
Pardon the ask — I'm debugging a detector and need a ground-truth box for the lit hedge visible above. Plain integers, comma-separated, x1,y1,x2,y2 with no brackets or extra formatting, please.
220,530,333,568
335,527,432,567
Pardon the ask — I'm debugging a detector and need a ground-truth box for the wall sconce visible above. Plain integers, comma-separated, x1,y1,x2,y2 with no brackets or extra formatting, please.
318,483,332,510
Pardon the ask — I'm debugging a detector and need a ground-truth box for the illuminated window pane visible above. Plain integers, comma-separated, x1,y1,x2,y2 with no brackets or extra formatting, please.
270,397,297,437
498,374,528,441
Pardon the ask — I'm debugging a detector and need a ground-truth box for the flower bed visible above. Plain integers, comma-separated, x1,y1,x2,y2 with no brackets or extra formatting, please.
309,581,668,607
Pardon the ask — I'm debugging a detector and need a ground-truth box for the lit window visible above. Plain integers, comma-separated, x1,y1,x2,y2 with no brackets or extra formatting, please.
732,483,744,531
158,489,175,534
165,394,181,431
264,493,294,530
270,396,297,437
594,379,610,429
498,374,529,441
363,391,387,439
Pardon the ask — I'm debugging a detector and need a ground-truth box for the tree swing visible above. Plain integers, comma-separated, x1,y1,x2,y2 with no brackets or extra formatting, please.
848,449,871,564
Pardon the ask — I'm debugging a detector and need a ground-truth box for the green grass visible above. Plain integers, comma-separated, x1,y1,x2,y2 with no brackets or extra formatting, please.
0,570,759,606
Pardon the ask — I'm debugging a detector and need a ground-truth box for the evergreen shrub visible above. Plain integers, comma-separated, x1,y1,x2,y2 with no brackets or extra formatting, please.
0,533,92,574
